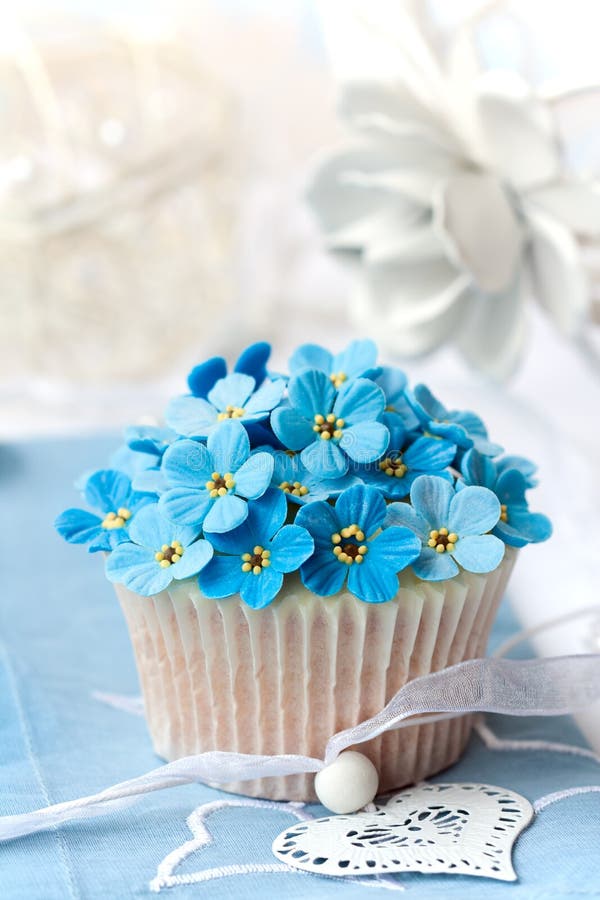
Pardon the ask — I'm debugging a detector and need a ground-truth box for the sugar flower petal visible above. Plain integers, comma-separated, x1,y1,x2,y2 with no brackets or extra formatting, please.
495,509,552,547
347,558,400,603
170,539,213,580
207,420,250,473
105,544,174,596
166,396,217,438
289,343,333,375
412,547,459,581
55,508,102,544
187,356,227,398
270,406,315,451
208,373,255,410
268,524,314,573
410,475,454,527
448,485,500,536
244,377,285,415
289,370,336,419
301,437,348,478
240,567,284,609
233,452,274,500
84,470,132,513
369,526,421,571
300,552,347,596
202,492,248,534
338,421,389,463
128,503,200,549
334,483,386,537
383,501,431,541
159,488,212,528
404,436,456,471
234,341,271,386
295,500,341,548
333,339,378,378
198,555,244,598
334,378,385,425
451,534,505,573
162,440,213,489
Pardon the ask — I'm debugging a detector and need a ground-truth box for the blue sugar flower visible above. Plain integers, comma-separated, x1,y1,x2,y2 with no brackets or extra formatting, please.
55,470,150,553
125,425,177,457
199,489,313,609
106,504,212,597
496,454,538,488
295,484,421,603
267,448,358,505
384,475,504,581
375,366,419,437
289,339,380,388
460,449,551,548
357,435,456,499
271,370,389,478
158,420,274,533
409,384,502,457
187,341,271,398
115,425,179,496
166,372,285,439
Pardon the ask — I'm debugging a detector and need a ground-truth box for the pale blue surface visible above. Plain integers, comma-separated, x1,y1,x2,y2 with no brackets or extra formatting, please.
1,436,599,899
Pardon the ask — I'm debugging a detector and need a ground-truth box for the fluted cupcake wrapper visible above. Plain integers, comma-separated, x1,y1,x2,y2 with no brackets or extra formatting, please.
115,548,516,801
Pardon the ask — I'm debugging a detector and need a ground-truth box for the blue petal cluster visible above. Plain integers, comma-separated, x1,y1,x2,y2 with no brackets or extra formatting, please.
55,470,150,553
56,339,552,605
385,476,505,581
199,490,313,608
460,449,552,547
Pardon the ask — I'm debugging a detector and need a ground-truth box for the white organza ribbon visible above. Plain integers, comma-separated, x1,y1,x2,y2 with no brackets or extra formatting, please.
2,654,600,843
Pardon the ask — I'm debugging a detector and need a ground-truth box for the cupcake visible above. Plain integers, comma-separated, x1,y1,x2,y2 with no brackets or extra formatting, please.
55,339,551,801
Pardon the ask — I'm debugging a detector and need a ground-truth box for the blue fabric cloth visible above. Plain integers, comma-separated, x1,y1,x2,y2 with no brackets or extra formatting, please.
1,436,599,899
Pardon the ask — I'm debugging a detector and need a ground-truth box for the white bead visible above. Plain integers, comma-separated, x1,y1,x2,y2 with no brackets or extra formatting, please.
314,750,379,814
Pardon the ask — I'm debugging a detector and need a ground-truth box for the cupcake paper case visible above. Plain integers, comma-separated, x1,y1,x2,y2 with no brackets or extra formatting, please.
56,339,552,801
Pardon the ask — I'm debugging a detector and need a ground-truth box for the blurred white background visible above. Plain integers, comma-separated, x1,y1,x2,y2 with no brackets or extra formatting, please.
1,1,600,741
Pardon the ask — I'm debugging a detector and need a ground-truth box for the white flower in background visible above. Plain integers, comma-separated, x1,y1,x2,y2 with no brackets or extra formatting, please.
308,45,600,378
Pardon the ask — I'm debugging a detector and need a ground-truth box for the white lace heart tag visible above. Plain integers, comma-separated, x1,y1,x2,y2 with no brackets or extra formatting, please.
272,782,533,881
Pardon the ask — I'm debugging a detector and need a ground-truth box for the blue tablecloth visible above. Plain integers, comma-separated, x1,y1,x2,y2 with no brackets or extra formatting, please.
1,436,599,899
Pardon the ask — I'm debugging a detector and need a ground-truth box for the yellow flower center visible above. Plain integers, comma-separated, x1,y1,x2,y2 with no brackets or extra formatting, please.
155,540,184,568
427,527,458,554
331,523,368,565
378,454,408,478
500,504,508,522
330,371,347,389
101,507,132,530
205,472,236,498
312,413,345,441
279,480,309,497
241,545,271,575
217,405,245,420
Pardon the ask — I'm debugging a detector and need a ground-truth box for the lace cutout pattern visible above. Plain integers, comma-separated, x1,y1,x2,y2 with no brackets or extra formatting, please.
272,783,533,881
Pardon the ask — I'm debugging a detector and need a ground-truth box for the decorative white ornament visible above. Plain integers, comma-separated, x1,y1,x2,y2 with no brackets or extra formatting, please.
272,782,533,881
309,4,600,378
314,750,379,814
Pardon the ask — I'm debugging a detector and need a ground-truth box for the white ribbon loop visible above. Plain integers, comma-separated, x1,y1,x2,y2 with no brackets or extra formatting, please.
325,654,600,761
2,654,600,843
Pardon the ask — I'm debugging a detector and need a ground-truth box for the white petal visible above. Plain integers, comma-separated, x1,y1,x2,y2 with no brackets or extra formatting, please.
528,182,600,236
364,219,441,265
338,80,446,136
548,86,600,178
355,255,471,355
435,172,523,292
476,71,560,190
456,279,528,380
524,205,590,335
306,143,421,246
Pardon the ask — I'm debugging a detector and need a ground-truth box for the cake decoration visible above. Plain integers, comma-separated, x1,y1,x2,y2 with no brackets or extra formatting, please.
56,339,551,603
